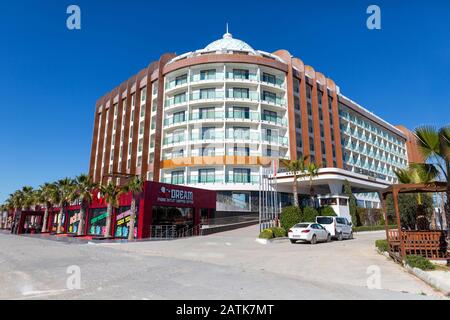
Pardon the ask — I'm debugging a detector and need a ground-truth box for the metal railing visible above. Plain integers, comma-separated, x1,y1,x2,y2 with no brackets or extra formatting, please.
150,224,202,239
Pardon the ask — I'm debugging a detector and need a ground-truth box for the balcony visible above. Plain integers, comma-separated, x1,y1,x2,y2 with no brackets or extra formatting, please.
262,135,288,146
226,89,259,102
226,175,260,184
190,111,224,121
188,175,224,184
260,95,286,107
261,114,287,126
165,95,187,108
163,135,185,146
225,111,259,121
225,131,260,142
165,78,188,91
162,176,185,185
163,117,187,127
190,73,224,83
190,90,224,102
190,132,225,142
260,76,285,88
225,72,258,82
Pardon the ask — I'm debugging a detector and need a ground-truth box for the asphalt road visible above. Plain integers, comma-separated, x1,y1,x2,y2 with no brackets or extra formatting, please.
0,227,445,300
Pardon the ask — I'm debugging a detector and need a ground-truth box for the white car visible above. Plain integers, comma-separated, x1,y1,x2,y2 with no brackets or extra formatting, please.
288,223,331,244
316,216,353,241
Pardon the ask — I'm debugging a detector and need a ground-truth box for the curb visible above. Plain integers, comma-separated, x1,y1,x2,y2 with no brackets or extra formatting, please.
255,237,288,245
404,264,450,296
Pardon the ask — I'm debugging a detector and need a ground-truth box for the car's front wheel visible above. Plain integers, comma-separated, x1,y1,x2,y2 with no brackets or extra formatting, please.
337,232,343,241
310,235,317,245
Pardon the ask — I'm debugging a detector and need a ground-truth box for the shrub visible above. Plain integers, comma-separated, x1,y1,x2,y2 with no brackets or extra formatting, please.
405,255,435,271
302,207,319,222
280,206,302,231
354,225,396,232
375,239,388,252
259,229,274,239
319,206,336,216
270,227,286,238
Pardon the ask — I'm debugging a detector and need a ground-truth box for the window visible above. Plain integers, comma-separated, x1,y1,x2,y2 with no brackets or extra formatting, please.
294,96,300,110
131,94,135,107
141,87,147,102
199,107,215,119
262,91,276,103
232,168,250,183
306,84,312,100
201,127,215,140
137,156,142,167
174,92,186,104
263,72,276,85
231,106,249,119
293,78,300,93
307,102,312,117
233,127,250,139
139,121,144,135
199,169,215,183
308,119,313,133
263,110,277,122
138,138,143,152
201,147,215,156
232,88,249,99
233,146,250,156
200,69,216,80
295,114,301,129
171,170,184,184
173,111,185,123
233,69,249,79
175,74,187,86
231,192,250,211
173,149,184,158
200,88,216,99
309,137,315,151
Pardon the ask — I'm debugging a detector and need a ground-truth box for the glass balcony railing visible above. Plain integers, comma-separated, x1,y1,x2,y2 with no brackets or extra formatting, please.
190,132,225,141
261,114,287,126
190,91,225,101
190,73,224,82
226,90,259,101
165,78,188,90
190,111,224,120
225,72,258,81
225,131,260,141
162,177,185,185
226,175,260,184
261,95,286,106
165,95,187,107
262,135,288,146
164,117,187,127
188,176,224,184
225,111,259,121
163,135,185,145
260,76,285,88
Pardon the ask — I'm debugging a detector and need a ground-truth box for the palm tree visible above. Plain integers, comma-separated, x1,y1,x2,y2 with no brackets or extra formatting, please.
306,162,320,207
121,176,144,240
73,174,98,236
39,183,57,233
414,125,450,232
280,155,309,207
394,163,439,204
100,181,123,238
55,178,75,234
21,186,34,211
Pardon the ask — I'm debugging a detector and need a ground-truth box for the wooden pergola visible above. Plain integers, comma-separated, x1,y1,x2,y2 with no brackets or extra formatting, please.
381,182,448,261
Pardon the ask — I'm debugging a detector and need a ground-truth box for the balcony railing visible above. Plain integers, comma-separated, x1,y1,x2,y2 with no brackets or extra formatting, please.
225,111,259,121
164,117,187,127
190,90,225,101
163,135,185,145
226,175,260,184
262,135,288,146
161,177,185,185
260,95,286,106
261,114,287,126
225,131,260,141
188,176,224,184
190,73,224,82
165,95,187,108
190,132,225,141
225,72,258,81
226,90,259,101
190,111,224,120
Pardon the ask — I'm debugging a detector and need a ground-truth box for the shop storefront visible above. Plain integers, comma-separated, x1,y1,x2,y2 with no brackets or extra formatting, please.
12,181,216,240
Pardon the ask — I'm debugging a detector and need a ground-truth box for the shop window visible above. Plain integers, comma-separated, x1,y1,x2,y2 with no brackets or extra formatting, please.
89,208,108,235
67,210,81,234
115,206,138,238
232,192,250,211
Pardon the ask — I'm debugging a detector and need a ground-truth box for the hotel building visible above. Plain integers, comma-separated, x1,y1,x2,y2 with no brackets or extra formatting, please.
89,31,416,218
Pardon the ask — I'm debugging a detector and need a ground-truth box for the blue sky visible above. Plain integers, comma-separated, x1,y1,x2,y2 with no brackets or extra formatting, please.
0,0,449,202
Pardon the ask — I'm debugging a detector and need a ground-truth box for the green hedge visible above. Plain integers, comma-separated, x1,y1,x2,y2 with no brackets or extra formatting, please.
375,239,388,252
259,229,274,239
405,255,435,271
353,225,397,232
280,206,302,231
319,206,336,216
302,207,319,222
270,227,287,238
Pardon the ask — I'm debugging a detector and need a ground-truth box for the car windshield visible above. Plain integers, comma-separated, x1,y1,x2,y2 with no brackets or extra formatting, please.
316,217,333,224
294,223,310,228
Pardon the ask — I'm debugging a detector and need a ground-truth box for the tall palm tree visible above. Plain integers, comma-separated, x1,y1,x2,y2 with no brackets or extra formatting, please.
39,183,57,233
100,182,122,238
306,162,320,207
414,125,450,233
280,155,309,207
73,174,98,236
55,178,75,234
21,186,34,211
121,176,143,240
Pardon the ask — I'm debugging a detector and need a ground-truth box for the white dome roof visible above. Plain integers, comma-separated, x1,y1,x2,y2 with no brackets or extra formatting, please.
204,32,256,53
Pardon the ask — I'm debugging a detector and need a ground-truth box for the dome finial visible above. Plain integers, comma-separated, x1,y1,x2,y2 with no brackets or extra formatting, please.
223,22,232,39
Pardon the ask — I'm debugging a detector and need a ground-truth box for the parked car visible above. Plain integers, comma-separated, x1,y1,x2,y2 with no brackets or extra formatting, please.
288,223,331,244
316,216,353,240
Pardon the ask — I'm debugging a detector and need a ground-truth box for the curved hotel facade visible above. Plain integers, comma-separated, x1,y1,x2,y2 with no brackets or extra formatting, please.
89,31,416,217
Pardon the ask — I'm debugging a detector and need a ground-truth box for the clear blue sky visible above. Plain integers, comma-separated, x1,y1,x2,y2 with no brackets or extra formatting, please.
1,0,449,202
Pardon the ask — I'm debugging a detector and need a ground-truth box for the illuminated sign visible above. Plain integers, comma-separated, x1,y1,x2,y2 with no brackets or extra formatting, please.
157,186,194,204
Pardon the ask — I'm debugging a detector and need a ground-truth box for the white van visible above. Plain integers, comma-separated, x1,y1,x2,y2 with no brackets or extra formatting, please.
315,216,353,240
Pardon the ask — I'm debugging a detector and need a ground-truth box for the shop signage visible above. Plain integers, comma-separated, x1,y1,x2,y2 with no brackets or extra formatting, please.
157,186,194,205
